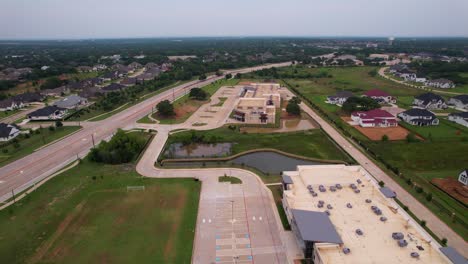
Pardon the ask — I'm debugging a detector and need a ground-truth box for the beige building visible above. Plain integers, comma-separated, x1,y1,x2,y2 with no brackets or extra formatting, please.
282,165,452,264
233,83,282,124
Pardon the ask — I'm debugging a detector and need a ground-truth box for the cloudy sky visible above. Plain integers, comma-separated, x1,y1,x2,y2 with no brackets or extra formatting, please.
1,0,467,39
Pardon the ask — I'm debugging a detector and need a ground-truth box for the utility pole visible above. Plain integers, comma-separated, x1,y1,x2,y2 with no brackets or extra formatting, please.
11,189,15,203
91,133,95,148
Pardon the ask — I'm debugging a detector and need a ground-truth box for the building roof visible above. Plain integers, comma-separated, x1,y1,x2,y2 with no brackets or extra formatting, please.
291,209,343,244
29,106,66,117
0,123,18,138
282,165,451,264
53,95,85,108
237,98,267,108
364,89,390,97
12,92,43,103
428,78,454,84
451,94,468,104
439,247,467,264
449,112,468,119
379,187,397,198
352,109,395,119
0,98,18,108
102,83,125,92
120,77,137,86
415,93,444,103
282,175,293,185
401,108,436,117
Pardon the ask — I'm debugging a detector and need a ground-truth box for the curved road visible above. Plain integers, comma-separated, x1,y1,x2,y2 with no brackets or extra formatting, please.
0,62,292,203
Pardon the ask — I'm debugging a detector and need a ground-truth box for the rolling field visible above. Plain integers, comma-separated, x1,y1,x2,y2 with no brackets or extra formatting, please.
0,157,200,263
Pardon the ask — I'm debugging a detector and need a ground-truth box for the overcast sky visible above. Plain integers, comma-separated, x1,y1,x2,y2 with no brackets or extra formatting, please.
1,0,467,39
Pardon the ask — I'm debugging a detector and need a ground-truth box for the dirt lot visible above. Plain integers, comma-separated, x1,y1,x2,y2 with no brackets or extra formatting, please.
342,116,413,141
431,178,468,205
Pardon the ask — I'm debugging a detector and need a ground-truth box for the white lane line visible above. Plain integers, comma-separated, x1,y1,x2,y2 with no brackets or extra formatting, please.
203,218,206,223
259,216,262,221
0,181,4,184
252,216,256,221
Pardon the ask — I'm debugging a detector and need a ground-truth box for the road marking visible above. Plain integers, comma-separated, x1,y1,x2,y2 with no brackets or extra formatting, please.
0,181,4,184
209,219,212,223
203,218,205,223
252,216,256,221
259,216,262,221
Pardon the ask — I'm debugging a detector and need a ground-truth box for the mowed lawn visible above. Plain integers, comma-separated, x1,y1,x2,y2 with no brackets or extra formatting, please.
165,127,353,163
0,160,201,264
400,119,468,141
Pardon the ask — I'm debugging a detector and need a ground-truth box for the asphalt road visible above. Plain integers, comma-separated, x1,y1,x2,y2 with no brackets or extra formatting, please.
0,62,292,203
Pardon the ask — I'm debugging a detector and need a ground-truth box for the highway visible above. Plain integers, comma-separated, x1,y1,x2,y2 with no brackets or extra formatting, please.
0,62,292,203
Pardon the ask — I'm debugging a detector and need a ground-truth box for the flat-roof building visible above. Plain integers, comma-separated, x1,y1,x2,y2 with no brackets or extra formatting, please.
282,165,451,264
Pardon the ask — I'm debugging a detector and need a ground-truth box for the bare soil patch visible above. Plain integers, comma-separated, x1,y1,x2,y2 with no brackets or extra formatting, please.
341,116,414,141
431,178,468,205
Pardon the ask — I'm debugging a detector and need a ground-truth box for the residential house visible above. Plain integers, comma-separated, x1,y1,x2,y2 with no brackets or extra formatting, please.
76,66,93,73
425,79,456,89
362,89,396,104
395,69,416,81
53,95,88,109
120,77,137,87
28,106,68,121
102,83,126,93
448,94,468,110
0,123,20,142
0,98,25,111
326,91,354,105
40,86,70,97
458,170,468,186
128,62,142,71
100,71,123,82
413,93,447,109
351,109,398,127
92,64,108,71
79,87,102,99
136,73,156,83
13,92,44,104
448,112,468,127
144,62,159,70
388,64,409,74
398,108,439,126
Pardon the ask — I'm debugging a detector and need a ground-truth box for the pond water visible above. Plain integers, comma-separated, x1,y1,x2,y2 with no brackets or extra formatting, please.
164,143,232,158
164,151,328,174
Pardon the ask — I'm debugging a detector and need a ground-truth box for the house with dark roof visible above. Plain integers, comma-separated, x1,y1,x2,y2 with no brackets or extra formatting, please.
413,93,447,109
128,62,142,71
40,86,70,97
12,92,44,103
0,123,20,142
100,71,124,82
351,109,398,127
448,112,468,127
458,170,468,186
448,95,468,110
362,89,396,104
28,106,68,121
102,83,125,92
425,78,455,89
388,64,408,74
326,91,353,105
53,95,88,109
0,98,25,111
120,77,137,87
79,86,102,99
398,108,439,126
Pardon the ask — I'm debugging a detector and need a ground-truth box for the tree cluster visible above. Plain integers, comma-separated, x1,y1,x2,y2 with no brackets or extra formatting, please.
88,129,146,164
286,96,301,116
342,96,380,113
156,100,175,116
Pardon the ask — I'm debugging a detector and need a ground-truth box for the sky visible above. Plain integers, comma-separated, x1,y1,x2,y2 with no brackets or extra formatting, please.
1,0,467,39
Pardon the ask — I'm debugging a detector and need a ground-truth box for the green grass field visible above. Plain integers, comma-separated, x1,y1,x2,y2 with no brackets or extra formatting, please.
0,158,200,263
268,185,291,230
164,127,353,163
275,66,468,238
219,175,242,184
0,126,81,167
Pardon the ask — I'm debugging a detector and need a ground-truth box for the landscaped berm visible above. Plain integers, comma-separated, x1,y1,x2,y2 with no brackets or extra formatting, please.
0,133,200,264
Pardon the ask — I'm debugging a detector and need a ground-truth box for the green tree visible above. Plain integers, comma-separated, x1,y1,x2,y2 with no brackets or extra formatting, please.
225,73,232,79
199,74,207,80
382,134,389,141
40,77,64,90
156,100,175,117
189,87,208,100
286,99,301,116
55,121,63,127
342,96,380,113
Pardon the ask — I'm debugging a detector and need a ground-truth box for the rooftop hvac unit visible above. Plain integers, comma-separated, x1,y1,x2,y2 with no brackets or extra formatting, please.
325,210,331,216
311,192,318,197
398,239,408,247
330,186,336,192
350,183,357,189
355,229,363,235
365,199,372,203
343,248,351,254
346,203,353,208
380,216,388,222
410,252,420,258
354,189,361,194
318,203,324,208
357,179,362,184
327,204,333,209
335,183,342,189
319,200,325,205
392,232,404,240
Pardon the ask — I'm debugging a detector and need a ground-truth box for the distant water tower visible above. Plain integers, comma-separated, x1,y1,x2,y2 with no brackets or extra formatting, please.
388,37,395,46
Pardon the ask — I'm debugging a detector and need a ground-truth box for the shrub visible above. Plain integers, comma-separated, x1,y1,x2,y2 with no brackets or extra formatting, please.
13,143,20,148
406,133,419,143
441,238,448,246
426,193,433,202
55,121,63,127
49,126,55,131
156,100,175,117
415,186,424,193
381,134,389,142
420,220,426,227
378,181,385,187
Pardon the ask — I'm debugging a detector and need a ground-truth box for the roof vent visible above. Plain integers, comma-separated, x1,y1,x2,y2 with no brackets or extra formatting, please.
330,186,336,192
357,179,362,184
318,203,324,208
307,185,312,190
325,210,331,216
350,183,357,189
319,185,326,192
380,216,388,222
365,199,372,203
410,252,420,258
355,229,363,235
398,239,408,247
346,203,353,208
354,189,361,194
416,246,424,251
327,204,333,209
311,192,318,197
343,247,351,254
335,183,342,189
392,232,404,240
